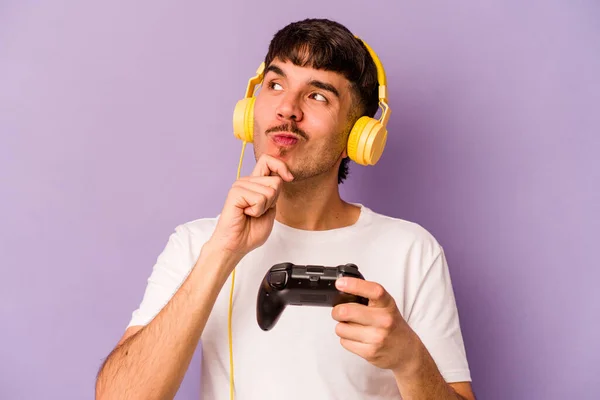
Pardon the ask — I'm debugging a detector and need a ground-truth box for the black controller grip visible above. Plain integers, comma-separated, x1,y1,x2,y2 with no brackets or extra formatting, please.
256,262,369,331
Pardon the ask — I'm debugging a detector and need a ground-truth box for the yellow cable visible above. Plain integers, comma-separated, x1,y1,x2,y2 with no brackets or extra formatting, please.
228,140,247,400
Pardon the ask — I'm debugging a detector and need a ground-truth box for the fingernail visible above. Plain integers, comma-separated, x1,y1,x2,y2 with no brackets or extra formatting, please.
336,278,346,288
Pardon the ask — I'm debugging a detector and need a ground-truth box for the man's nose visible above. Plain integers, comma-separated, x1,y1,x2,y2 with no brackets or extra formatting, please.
276,93,303,122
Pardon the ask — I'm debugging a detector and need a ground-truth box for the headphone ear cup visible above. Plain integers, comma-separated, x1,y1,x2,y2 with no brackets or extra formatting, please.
233,97,255,143
347,116,370,165
346,116,388,166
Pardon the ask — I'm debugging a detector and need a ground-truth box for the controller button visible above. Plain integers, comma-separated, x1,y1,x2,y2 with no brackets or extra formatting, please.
307,266,323,273
309,275,319,288
271,262,292,272
269,271,287,289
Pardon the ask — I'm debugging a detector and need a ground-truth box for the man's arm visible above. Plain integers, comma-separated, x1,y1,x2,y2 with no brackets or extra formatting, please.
392,337,476,400
96,154,292,400
95,242,241,400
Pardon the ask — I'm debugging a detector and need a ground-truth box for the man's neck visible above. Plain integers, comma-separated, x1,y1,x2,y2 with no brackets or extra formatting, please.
274,173,361,231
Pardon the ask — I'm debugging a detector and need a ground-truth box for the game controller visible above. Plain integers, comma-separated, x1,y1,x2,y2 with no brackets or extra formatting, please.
256,262,369,331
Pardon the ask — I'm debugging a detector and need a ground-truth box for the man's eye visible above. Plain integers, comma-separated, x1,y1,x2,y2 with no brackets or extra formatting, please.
310,93,327,102
269,82,283,91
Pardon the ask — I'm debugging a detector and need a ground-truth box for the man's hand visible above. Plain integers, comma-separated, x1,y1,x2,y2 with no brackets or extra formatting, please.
208,154,294,260
331,277,419,374
332,277,476,400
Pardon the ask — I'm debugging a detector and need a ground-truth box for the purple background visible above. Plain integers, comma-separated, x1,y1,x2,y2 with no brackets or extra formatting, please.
1,1,599,399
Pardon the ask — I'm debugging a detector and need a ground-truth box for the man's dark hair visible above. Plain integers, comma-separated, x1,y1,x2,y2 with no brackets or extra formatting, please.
264,18,380,184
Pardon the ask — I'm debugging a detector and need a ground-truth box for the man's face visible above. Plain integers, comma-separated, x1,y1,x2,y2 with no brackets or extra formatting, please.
252,58,355,181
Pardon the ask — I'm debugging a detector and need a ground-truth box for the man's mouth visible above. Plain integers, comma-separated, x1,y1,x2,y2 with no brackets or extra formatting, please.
271,133,300,147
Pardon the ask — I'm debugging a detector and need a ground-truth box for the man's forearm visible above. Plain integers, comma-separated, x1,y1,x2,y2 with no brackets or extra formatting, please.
95,243,240,400
393,337,468,400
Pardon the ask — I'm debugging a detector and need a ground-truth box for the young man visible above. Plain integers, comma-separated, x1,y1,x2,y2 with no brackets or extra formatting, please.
96,18,475,400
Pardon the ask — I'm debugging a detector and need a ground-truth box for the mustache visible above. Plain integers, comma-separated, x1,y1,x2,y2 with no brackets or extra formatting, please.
265,123,308,140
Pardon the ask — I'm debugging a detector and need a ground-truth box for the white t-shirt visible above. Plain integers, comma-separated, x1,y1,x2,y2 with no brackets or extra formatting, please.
127,204,471,399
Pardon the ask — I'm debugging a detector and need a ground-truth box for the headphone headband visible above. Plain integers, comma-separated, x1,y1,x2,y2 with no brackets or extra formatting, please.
356,37,387,103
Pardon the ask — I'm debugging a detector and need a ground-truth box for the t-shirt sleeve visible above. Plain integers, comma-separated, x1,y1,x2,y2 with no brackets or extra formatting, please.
405,246,472,383
126,224,196,329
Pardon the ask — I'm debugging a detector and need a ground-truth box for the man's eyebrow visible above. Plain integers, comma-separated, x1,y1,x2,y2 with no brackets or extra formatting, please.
264,64,340,99
265,64,286,78
308,79,340,99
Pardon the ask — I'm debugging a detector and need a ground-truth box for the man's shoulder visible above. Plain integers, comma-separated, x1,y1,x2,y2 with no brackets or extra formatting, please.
169,215,220,245
363,206,443,254
365,206,439,241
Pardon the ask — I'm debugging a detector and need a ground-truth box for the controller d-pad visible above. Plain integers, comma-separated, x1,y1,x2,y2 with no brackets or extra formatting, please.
268,271,287,289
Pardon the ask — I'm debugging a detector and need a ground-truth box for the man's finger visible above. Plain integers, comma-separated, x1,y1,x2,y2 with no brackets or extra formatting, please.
336,278,392,307
232,180,279,210
338,338,374,361
331,302,381,326
230,187,270,217
238,175,284,192
334,322,381,344
251,155,294,181
233,180,278,198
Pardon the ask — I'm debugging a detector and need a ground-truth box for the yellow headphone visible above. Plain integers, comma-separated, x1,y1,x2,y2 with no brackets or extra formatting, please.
225,38,390,400
232,38,391,166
